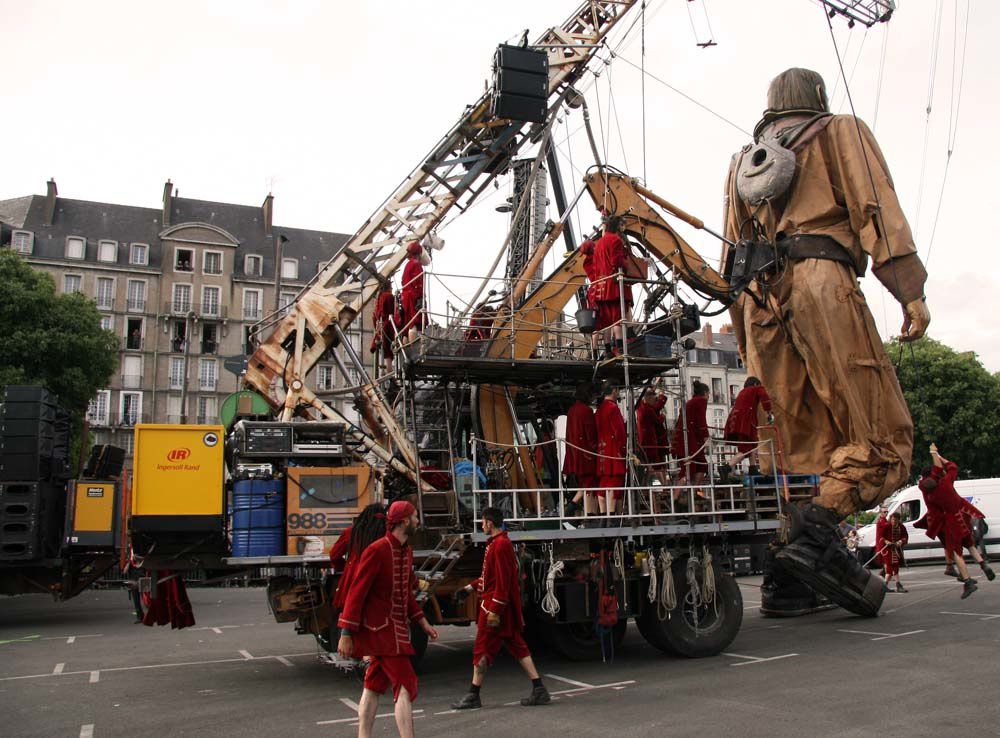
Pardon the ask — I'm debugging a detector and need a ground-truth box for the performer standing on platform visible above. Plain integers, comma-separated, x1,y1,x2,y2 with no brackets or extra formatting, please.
563,382,598,517
400,241,429,343
595,383,627,516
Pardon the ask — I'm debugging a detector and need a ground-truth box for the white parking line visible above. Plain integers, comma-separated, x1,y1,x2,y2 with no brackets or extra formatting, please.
940,611,1000,621
53,663,65,675
339,697,360,712
89,671,100,684
545,673,595,688
317,709,424,726
274,656,294,667
79,724,94,738
551,680,635,695
723,652,799,666
839,629,925,641
67,637,76,644
238,650,253,660
429,641,458,651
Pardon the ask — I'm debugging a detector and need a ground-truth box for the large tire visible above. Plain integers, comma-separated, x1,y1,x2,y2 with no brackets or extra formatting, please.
637,558,742,658
548,619,627,661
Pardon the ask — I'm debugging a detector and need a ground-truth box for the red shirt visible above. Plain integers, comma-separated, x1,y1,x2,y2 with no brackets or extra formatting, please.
374,290,396,332
471,531,524,635
595,398,627,476
402,257,424,300
672,395,709,458
329,527,356,611
337,532,424,656
636,395,668,462
563,400,597,477
724,385,772,441
591,232,632,305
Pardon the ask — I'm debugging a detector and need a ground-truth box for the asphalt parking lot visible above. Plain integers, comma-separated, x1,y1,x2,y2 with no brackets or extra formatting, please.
1,564,998,738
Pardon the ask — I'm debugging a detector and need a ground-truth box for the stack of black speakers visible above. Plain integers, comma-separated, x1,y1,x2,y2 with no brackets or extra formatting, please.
0,386,71,560
492,44,549,124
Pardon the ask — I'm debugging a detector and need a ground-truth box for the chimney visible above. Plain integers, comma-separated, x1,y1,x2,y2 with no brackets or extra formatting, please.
261,193,273,236
43,179,58,226
162,180,173,226
703,322,713,346
719,323,734,334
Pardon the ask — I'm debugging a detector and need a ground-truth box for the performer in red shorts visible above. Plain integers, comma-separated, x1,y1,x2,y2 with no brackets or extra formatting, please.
337,500,438,738
877,511,909,593
400,241,429,343
562,381,598,517
595,383,628,516
370,282,398,375
723,376,772,474
452,507,550,710
590,216,633,357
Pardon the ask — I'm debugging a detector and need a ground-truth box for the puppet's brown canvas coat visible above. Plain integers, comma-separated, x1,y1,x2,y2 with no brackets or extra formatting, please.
724,114,927,516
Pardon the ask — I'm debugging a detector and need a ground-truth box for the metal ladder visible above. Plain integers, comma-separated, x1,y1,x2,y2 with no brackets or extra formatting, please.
414,533,466,602
402,380,461,529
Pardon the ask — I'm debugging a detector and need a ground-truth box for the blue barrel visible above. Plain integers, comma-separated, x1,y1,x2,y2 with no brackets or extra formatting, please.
230,479,285,557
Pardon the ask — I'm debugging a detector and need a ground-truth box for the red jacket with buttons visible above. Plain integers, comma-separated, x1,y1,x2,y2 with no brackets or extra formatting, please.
470,531,524,636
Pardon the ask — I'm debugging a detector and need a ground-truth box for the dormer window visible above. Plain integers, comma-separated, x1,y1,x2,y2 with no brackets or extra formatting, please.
11,230,33,254
98,240,118,263
245,254,263,277
66,236,85,260
281,258,298,280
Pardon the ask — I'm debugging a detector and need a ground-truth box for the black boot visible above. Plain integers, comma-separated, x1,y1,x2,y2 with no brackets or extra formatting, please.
895,582,908,593
980,561,996,581
451,691,482,710
961,578,979,599
520,684,551,706
943,564,959,578
564,500,580,517
774,504,886,617
760,543,834,617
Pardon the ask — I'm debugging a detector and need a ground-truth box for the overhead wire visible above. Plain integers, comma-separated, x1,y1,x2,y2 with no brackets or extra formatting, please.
913,0,945,235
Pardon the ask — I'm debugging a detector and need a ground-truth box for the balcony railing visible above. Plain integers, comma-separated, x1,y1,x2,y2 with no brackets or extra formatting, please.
86,413,110,427
121,374,142,389
96,298,114,311
197,303,227,320
201,340,218,355
199,379,218,392
168,378,185,390
242,306,262,320
196,415,217,425
127,298,146,312
125,335,143,351
171,339,188,353
118,412,149,427
166,414,184,424
166,299,193,316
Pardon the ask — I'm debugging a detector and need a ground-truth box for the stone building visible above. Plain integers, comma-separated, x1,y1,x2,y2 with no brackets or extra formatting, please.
0,179,372,467
667,323,748,433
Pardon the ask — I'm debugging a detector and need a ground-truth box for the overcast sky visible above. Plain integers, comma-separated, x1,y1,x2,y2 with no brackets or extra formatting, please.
3,0,997,371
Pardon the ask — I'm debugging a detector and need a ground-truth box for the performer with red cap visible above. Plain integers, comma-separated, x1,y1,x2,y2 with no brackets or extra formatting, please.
338,500,439,738
595,382,627,516
401,241,428,343
562,381,597,517
370,282,398,375
877,511,909,593
636,383,668,485
590,216,633,357
916,444,994,599
579,238,601,355
723,376,772,474
451,507,550,710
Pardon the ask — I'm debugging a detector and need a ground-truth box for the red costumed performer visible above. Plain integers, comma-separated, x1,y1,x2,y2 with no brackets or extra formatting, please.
595,383,627,515
563,382,598,516
878,512,909,592
400,241,427,340
672,382,710,483
370,283,398,374
723,376,772,471
590,218,633,355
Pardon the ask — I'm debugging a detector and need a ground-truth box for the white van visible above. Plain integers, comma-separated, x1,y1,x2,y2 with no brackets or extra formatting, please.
857,478,1000,565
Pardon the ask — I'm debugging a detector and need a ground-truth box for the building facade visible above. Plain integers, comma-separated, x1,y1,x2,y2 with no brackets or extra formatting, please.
0,180,368,467
666,323,748,434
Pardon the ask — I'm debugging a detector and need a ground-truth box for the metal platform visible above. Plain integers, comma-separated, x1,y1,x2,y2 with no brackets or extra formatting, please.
469,518,781,543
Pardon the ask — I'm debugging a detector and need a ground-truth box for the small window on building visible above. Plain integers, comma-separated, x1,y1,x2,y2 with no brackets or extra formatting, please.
126,318,143,350
279,291,296,310
710,350,720,365
243,327,257,355
95,277,114,310
317,365,335,391
66,236,85,259
172,284,192,314
64,274,82,294
98,240,118,263
281,258,298,280
201,286,221,317
86,390,111,426
199,358,218,391
175,248,194,272
127,280,146,312
120,391,142,426
203,251,223,275
130,243,148,265
197,396,218,424
245,254,263,277
242,289,261,320
12,230,33,254
201,324,218,355
100,315,113,331
712,378,723,405
169,357,185,390
172,321,187,353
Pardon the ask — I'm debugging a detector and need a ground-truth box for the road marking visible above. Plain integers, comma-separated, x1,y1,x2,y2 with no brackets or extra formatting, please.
550,680,635,695
317,709,424,725
723,652,798,666
429,641,458,651
53,663,65,675
89,671,100,684
941,611,1000,621
79,725,94,738
0,635,41,646
212,628,223,634
839,629,925,641
434,709,462,715
274,656,294,667
0,652,317,682
339,698,360,712
545,673,595,688
67,637,76,644
238,650,253,660
40,634,102,642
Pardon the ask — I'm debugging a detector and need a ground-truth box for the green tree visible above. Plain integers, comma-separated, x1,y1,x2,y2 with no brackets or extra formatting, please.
0,249,119,467
887,336,1000,480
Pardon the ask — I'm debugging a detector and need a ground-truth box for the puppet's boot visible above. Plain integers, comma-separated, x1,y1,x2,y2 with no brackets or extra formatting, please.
775,504,886,617
759,543,834,617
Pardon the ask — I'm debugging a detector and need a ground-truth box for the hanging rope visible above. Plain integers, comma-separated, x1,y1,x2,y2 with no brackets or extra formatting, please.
913,0,945,233
701,545,716,605
542,559,565,616
656,549,676,620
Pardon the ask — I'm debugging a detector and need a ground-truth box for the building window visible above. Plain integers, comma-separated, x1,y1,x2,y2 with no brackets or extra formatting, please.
172,284,192,314
317,365,335,391
95,277,114,310
12,230,33,254
100,315,113,331
126,280,146,312
712,378,723,405
199,358,217,391
86,390,111,426
279,291,296,310
126,318,143,350
201,286,221,317
120,431,134,457
245,254,263,277
730,384,740,406
169,357,185,390
171,321,187,353
122,355,143,389
197,396,218,425
242,289,261,320
130,243,148,265
175,247,194,272
281,258,298,280
710,350,720,365
201,324,218,355
98,240,118,263
120,392,142,426
203,250,223,275
65,236,85,259
64,274,82,294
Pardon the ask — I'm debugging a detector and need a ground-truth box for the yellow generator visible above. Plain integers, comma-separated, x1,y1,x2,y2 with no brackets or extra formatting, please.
285,465,373,555
130,424,225,557
64,480,118,550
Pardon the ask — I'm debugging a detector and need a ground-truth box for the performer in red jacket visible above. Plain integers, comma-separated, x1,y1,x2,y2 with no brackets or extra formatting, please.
579,238,601,355
671,381,710,484
337,500,439,738
878,511,909,593
723,376,772,473
452,507,550,710
370,282,398,375
917,444,995,599
590,217,633,357
329,503,387,613
636,384,668,486
595,383,628,516
562,382,597,517
400,241,428,342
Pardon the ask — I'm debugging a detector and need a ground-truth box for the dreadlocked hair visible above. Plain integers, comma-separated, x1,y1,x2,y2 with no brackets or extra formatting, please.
349,502,387,558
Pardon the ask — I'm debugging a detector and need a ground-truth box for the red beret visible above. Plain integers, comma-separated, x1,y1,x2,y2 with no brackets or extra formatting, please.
406,241,422,257
387,500,416,525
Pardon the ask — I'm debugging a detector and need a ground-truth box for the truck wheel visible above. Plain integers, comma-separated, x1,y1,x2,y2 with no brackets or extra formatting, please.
547,619,627,661
637,559,742,658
